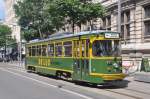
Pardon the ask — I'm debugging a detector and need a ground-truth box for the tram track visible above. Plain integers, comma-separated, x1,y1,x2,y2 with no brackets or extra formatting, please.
104,89,142,99
125,88,150,96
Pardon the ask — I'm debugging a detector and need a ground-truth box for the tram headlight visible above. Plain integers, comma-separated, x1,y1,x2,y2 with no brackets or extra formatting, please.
113,63,119,68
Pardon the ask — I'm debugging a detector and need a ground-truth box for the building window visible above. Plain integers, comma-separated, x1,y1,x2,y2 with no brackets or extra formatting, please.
126,24,130,37
144,5,150,19
102,16,111,30
126,11,130,23
121,10,130,39
144,21,150,36
121,25,124,38
144,5,150,36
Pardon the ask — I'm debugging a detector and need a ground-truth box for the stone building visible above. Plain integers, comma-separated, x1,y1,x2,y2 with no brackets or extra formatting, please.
4,0,21,42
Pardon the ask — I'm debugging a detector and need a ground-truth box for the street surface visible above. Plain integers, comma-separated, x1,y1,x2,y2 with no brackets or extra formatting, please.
0,62,150,99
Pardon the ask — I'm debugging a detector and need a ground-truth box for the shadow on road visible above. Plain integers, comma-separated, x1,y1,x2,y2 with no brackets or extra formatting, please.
74,80,130,89
28,71,130,89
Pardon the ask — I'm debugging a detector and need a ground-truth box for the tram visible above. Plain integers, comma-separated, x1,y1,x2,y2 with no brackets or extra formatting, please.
25,30,126,84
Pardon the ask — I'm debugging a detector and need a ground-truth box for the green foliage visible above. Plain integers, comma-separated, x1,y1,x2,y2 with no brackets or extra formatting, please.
141,58,150,72
0,24,12,47
14,0,106,41
0,24,11,36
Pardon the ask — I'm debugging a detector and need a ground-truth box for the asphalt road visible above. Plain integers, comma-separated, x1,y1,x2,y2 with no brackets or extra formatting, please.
1,63,150,99
0,68,87,99
0,63,112,99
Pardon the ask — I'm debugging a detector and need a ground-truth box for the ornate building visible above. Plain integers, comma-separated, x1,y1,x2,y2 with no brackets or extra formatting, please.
4,0,20,42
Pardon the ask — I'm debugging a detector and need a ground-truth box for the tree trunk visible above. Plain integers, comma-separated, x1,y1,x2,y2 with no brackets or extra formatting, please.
89,20,92,31
38,28,43,39
79,23,82,32
72,20,75,33
89,20,93,31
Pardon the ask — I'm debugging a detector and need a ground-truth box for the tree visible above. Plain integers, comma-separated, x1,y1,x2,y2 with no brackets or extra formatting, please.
0,24,16,58
82,3,106,30
14,0,106,41
0,24,11,36
55,0,106,32
14,0,65,40
0,24,12,47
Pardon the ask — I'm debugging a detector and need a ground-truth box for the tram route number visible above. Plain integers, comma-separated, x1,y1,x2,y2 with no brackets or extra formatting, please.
38,58,51,67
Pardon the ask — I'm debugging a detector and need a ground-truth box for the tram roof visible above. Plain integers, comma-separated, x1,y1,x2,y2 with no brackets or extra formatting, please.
28,30,119,44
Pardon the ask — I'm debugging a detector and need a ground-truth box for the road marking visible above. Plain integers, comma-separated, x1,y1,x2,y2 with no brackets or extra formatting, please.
0,67,93,99
7,67,26,73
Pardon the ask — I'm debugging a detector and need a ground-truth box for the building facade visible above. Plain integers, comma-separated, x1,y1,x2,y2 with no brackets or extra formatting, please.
4,0,20,42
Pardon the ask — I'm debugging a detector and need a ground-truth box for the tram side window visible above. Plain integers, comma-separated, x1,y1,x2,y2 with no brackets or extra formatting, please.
42,45,47,56
48,44,54,56
37,45,41,56
55,43,62,57
36,46,39,56
92,40,119,56
28,47,32,56
32,46,36,56
64,41,72,57
86,39,90,57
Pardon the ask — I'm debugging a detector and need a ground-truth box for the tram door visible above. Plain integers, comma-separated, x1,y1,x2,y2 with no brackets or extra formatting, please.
73,40,89,80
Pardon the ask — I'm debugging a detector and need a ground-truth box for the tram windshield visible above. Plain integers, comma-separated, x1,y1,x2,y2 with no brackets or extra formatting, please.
92,40,120,57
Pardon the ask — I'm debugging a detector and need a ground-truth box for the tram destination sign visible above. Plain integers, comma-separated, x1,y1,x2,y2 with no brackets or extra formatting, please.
104,33,119,39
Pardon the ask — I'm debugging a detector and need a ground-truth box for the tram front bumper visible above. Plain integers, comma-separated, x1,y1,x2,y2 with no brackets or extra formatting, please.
90,73,127,81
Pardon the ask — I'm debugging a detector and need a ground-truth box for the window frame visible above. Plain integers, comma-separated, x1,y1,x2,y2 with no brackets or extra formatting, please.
63,41,73,57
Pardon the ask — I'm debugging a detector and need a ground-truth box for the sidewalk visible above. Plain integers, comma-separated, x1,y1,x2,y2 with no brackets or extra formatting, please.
134,72,150,83
6,61,25,69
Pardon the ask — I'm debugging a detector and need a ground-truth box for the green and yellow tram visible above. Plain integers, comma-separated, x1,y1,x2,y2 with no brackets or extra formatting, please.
25,30,126,84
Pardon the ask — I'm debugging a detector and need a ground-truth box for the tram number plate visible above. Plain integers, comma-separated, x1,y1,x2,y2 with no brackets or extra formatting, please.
105,33,119,38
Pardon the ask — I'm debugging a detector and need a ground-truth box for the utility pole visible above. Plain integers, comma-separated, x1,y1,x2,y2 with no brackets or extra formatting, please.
118,0,122,65
118,0,121,33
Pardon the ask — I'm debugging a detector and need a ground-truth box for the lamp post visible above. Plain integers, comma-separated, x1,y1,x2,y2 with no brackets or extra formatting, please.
118,0,122,56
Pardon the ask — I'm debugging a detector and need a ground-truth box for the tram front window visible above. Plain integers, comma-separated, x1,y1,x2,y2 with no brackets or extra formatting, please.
92,40,120,57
